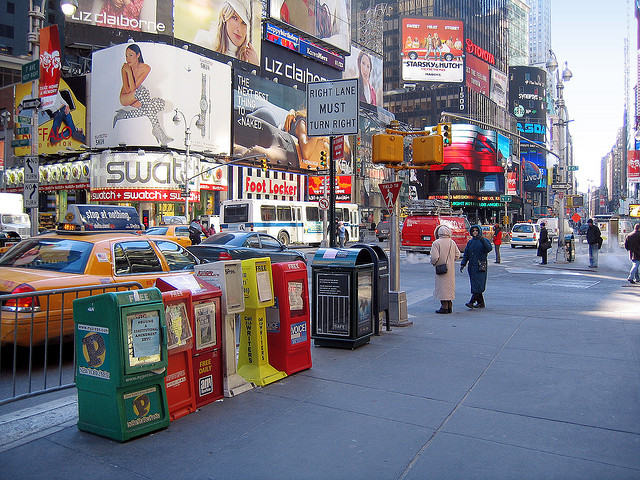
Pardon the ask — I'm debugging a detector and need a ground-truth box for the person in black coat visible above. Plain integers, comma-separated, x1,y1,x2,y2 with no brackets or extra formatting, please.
586,219,602,268
624,223,640,283
460,224,493,308
537,221,550,265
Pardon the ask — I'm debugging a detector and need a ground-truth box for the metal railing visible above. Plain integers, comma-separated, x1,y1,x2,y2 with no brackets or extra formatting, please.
0,282,143,406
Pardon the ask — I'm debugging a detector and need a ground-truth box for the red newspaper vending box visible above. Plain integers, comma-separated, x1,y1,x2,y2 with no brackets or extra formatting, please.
156,275,223,408
160,289,196,421
267,261,312,375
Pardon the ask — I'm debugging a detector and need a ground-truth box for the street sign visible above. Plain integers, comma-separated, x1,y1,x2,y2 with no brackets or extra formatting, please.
24,156,39,182
11,139,30,148
333,135,344,159
24,182,39,208
306,79,358,136
572,213,581,223
16,127,30,135
316,169,330,175
500,195,512,202
551,183,571,190
21,60,39,83
379,181,403,211
318,197,329,211
16,115,32,125
20,98,41,110
568,165,579,171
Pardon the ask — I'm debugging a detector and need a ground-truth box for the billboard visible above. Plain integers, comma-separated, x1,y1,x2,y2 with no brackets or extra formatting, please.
65,0,173,35
15,77,87,156
91,42,231,154
308,175,352,201
508,66,546,122
629,150,640,182
39,25,61,111
400,18,464,83
261,41,342,90
233,71,350,174
489,67,508,109
264,23,345,71
465,54,489,96
427,124,501,173
269,0,351,54
175,0,262,66
521,147,546,191
343,46,382,107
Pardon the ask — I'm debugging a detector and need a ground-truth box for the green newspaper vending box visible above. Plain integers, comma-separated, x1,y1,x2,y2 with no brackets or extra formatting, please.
73,288,170,442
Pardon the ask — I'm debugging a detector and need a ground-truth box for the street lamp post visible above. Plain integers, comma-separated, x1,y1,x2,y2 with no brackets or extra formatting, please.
546,49,572,261
172,109,204,223
1,111,10,190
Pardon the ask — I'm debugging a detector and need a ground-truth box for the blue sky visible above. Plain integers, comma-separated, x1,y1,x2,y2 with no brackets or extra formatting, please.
551,0,635,191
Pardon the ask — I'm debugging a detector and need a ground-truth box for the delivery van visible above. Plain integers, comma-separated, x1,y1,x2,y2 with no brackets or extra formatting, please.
0,193,30,238
401,215,471,254
536,217,571,238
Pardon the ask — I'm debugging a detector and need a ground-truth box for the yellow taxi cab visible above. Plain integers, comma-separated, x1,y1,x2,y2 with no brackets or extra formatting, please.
145,224,192,247
0,205,202,346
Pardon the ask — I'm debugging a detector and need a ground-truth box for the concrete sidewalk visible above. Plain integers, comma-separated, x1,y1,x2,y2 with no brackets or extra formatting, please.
1,253,639,479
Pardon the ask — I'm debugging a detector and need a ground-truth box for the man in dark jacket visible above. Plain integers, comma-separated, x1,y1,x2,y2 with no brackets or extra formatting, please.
537,221,550,265
624,223,640,283
586,219,602,268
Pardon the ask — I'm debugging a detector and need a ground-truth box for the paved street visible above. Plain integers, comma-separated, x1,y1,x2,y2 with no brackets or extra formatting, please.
1,242,639,479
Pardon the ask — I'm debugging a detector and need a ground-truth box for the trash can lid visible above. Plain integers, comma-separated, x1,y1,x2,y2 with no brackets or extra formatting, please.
351,243,388,263
312,247,374,267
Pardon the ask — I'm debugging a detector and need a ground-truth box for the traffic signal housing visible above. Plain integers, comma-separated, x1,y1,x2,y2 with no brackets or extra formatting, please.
261,158,268,171
319,150,327,168
412,135,443,166
372,133,404,164
437,122,452,146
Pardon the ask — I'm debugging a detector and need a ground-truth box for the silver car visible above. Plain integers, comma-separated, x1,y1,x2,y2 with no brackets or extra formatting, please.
510,223,541,248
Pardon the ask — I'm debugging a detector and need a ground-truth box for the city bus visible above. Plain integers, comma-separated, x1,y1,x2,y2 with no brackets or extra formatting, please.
220,199,360,246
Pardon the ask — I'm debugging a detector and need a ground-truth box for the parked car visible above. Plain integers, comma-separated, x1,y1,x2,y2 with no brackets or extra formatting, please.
146,224,192,247
510,223,541,248
401,215,471,254
375,220,391,241
187,232,307,264
0,205,201,346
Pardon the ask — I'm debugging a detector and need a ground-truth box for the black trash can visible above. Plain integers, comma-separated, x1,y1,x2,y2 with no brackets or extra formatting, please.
311,247,375,349
351,244,390,335
564,234,575,262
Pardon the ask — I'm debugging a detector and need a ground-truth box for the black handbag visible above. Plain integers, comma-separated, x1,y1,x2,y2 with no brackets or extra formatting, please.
435,242,452,275
478,260,487,272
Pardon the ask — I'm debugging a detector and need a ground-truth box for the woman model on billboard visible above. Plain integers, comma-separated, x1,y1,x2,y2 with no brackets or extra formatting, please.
193,0,258,65
357,51,377,106
113,43,173,146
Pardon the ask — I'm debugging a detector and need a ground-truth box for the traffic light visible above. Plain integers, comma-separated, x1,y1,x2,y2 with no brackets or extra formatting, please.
437,122,452,146
372,133,403,164
179,184,188,198
552,165,561,183
412,135,444,166
319,150,327,168
261,158,268,171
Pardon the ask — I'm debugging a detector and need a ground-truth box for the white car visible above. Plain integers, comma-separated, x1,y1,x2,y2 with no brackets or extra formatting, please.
510,223,541,248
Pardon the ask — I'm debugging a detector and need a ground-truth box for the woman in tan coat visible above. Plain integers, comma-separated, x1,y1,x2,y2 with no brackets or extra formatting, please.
430,225,461,314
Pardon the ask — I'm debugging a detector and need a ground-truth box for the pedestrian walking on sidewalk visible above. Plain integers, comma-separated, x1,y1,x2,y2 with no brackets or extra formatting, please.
624,223,640,283
493,223,502,263
430,225,461,314
338,221,346,247
537,221,551,264
460,224,492,309
586,219,603,268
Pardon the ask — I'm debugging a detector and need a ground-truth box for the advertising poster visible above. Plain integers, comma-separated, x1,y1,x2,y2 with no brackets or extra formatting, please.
356,270,372,337
174,0,262,66
65,0,173,35
628,150,640,182
91,43,231,153
489,67,508,108
233,71,350,173
269,0,351,53
428,124,501,173
521,147,546,191
343,46,382,107
496,133,509,165
465,54,489,96
39,25,61,111
15,77,87,156
308,175,352,201
400,17,464,83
